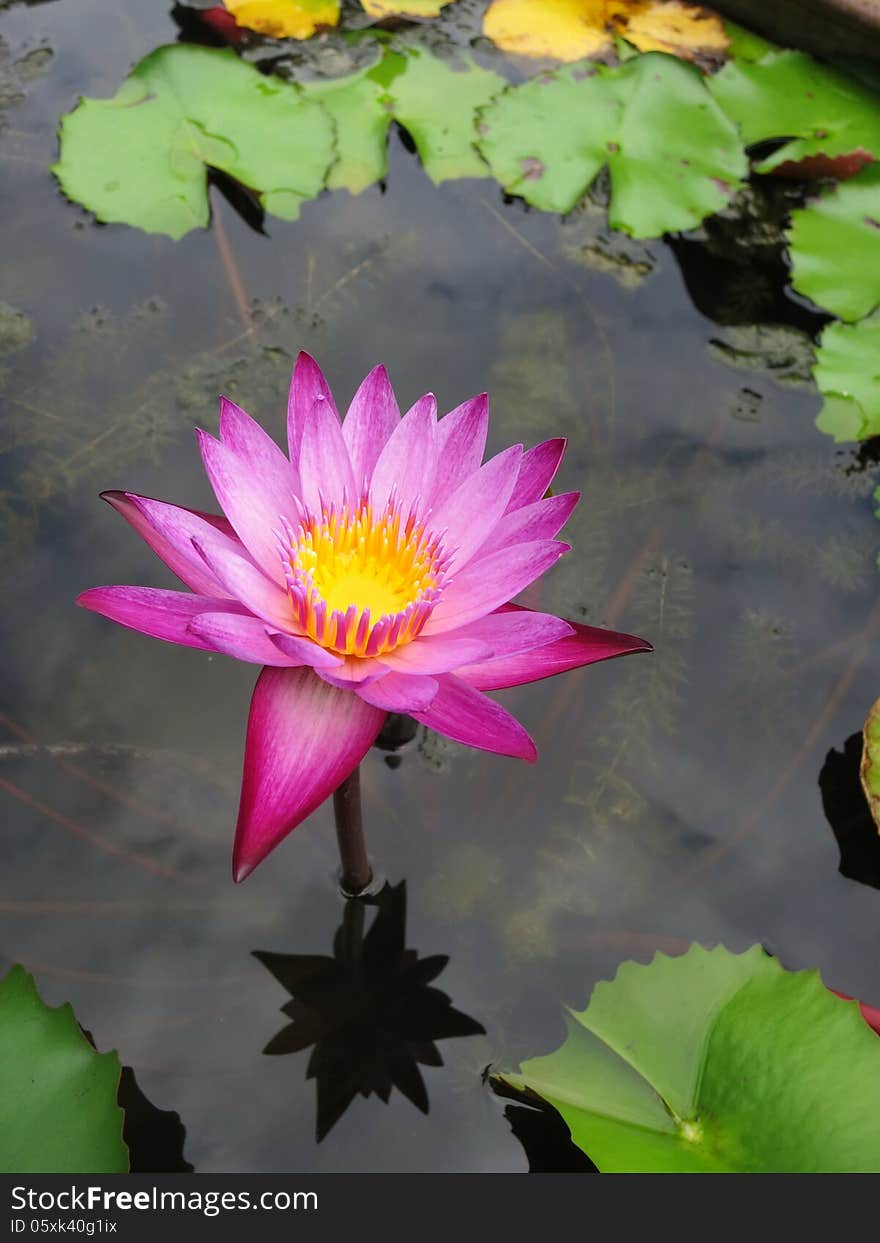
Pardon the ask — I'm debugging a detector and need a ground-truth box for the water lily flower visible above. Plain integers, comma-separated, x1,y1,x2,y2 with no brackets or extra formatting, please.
78,355,650,881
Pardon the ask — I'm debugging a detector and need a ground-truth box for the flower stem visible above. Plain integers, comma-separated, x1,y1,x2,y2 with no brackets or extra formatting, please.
333,767,372,896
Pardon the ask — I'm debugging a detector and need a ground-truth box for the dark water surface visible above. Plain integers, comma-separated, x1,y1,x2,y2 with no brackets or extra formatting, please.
3,0,880,1172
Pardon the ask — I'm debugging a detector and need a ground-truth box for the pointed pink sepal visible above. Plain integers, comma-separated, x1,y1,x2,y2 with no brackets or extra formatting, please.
232,667,386,882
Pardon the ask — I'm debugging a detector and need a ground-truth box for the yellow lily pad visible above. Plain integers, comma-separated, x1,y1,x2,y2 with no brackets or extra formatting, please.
224,0,340,39
482,0,728,65
360,0,456,16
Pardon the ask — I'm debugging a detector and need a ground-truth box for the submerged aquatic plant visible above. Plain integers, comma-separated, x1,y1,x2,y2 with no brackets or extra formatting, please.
78,355,650,881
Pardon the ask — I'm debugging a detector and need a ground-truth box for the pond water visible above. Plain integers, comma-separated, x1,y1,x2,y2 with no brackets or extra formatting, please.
2,0,880,1173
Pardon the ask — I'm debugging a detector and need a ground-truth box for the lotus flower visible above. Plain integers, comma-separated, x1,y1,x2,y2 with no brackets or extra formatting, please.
78,355,650,881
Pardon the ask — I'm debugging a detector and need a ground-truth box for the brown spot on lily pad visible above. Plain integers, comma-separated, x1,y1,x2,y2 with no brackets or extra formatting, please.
866,217,880,231
607,141,619,153
571,66,597,81
519,156,544,181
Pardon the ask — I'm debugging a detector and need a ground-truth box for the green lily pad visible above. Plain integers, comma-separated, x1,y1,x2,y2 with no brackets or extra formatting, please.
814,314,880,442
52,44,334,239
710,50,880,173
477,53,746,237
862,695,880,832
302,52,403,193
787,166,880,321
494,944,880,1172
0,966,127,1172
721,20,777,64
304,46,503,192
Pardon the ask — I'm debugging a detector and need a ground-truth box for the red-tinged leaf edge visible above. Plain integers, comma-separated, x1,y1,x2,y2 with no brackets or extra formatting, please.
830,989,880,1036
198,6,246,43
771,149,875,181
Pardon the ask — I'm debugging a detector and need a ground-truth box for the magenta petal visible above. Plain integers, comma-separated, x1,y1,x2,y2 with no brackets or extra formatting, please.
456,620,653,690
451,607,574,657
356,671,438,712
191,530,293,630
430,444,522,571
342,364,401,490
188,612,306,666
298,394,357,512
287,352,338,465
233,667,386,882
109,492,239,598
269,631,344,669
409,674,536,762
315,656,387,687
369,393,438,514
479,492,579,556
430,394,488,506
424,540,570,635
506,439,567,512
379,633,492,675
197,428,296,586
77,587,244,649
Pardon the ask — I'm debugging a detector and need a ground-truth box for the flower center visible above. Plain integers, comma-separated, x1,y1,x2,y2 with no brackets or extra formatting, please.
281,500,447,657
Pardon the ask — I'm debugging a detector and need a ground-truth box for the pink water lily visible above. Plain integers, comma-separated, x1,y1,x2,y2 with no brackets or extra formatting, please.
78,355,651,881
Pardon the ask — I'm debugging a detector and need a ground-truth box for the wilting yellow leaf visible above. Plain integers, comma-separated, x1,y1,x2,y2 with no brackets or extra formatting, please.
618,1,728,61
483,0,728,64
360,0,456,16
483,0,612,60
224,0,340,39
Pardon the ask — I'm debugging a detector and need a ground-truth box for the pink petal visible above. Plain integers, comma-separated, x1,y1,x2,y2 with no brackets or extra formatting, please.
298,394,357,512
191,529,293,631
187,612,310,666
315,656,387,687
456,620,652,690
378,633,492,675
451,606,574,656
369,393,438,514
269,630,344,669
409,674,536,762
424,540,570,635
196,428,296,587
429,444,523,571
77,587,244,650
342,365,401,490
233,667,386,882
107,492,238,598
287,352,338,465
479,492,579,557
430,394,488,506
506,439,566,512
356,671,438,712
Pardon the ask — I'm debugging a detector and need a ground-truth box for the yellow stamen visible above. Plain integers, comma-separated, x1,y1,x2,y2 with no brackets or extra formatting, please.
285,501,443,657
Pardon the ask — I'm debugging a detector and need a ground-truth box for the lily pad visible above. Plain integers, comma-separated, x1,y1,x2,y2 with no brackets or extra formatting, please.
52,44,334,239
304,46,504,191
0,966,127,1173
787,166,880,321
862,697,880,833
710,50,880,176
223,0,340,38
482,0,728,65
814,315,880,442
391,48,504,184
494,944,880,1172
477,52,746,236
360,0,456,15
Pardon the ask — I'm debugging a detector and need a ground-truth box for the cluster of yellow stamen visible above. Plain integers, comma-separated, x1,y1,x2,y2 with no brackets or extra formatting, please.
280,498,448,657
